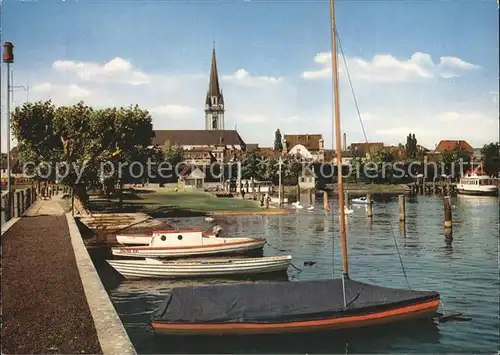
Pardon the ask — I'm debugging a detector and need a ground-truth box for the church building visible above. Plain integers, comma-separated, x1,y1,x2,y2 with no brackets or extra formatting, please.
153,47,246,166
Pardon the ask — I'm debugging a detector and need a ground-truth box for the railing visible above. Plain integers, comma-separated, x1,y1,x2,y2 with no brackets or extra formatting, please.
1,184,72,223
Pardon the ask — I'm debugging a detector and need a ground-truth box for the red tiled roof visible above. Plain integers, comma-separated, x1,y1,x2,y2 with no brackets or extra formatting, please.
284,134,322,151
434,140,473,154
256,147,280,158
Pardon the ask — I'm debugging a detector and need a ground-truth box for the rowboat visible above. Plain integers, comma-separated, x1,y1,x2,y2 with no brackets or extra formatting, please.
107,255,292,279
112,229,266,258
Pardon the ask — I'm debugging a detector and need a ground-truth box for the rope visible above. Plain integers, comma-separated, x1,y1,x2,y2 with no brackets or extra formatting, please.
388,220,411,290
335,28,411,291
336,28,369,144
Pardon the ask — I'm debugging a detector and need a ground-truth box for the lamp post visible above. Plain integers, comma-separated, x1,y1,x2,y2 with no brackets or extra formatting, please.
3,41,14,220
278,156,283,206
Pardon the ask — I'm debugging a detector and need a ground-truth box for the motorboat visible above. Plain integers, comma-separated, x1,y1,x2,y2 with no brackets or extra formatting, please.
112,229,266,258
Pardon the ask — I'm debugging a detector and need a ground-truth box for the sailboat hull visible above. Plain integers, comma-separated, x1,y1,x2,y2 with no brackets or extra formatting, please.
151,279,440,335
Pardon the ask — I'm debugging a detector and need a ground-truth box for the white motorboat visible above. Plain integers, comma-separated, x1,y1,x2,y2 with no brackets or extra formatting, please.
116,231,218,246
116,233,154,245
351,197,370,205
112,229,266,258
457,171,498,196
107,255,292,279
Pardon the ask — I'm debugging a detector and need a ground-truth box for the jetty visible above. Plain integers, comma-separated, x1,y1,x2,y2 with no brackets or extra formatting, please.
1,191,136,354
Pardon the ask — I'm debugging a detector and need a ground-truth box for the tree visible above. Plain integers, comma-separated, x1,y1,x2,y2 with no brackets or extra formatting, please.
240,151,260,180
440,148,470,176
12,101,155,204
274,129,283,152
481,142,500,176
405,133,418,160
163,140,184,167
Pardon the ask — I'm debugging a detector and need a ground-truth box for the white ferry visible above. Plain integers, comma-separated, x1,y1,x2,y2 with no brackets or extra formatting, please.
457,170,498,196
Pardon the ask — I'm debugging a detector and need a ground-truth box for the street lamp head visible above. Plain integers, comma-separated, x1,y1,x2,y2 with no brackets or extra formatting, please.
3,42,14,63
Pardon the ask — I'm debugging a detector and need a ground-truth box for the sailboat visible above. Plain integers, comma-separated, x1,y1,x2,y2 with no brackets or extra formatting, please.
150,0,440,335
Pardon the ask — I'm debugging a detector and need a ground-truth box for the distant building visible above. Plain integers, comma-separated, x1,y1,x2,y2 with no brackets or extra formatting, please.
153,47,246,165
349,142,384,160
434,140,474,155
332,150,354,165
283,134,325,162
152,130,245,165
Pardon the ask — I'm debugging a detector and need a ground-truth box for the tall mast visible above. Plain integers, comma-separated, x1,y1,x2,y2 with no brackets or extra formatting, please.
329,0,349,280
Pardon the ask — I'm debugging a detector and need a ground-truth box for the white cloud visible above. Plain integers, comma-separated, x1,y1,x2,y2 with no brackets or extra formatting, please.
67,84,91,98
149,104,197,119
490,91,499,103
238,114,268,123
222,69,284,86
53,57,150,85
302,51,480,82
375,127,425,136
2,52,495,153
32,82,52,92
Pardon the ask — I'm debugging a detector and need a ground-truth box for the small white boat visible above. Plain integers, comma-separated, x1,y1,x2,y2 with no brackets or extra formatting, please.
457,171,498,196
205,217,215,222
112,229,266,258
351,197,370,205
116,233,153,245
107,255,292,279
307,205,314,211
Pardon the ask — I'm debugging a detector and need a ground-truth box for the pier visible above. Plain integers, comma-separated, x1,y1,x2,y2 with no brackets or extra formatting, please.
1,193,135,354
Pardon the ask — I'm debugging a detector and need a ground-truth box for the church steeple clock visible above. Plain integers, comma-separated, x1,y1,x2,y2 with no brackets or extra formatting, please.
205,47,225,130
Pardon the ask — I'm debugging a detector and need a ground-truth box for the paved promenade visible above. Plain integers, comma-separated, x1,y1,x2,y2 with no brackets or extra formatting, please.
1,195,135,354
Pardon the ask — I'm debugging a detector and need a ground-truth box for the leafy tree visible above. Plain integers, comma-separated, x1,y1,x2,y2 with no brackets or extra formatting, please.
481,142,500,176
405,133,418,160
440,148,470,176
240,151,260,180
282,156,302,183
12,101,154,204
163,139,184,167
274,129,283,152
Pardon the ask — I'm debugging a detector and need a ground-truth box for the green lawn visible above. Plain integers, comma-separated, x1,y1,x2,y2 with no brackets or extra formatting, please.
87,189,263,215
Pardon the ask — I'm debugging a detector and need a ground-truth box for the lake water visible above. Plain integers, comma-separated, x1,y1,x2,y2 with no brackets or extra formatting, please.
94,194,499,353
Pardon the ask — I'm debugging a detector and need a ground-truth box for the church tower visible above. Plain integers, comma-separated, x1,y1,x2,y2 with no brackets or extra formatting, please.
205,47,225,130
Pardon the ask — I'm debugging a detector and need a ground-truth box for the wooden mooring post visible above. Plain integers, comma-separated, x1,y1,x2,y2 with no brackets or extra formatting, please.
344,190,349,208
444,196,453,244
296,184,301,203
323,191,329,212
308,189,314,206
398,194,406,222
366,193,373,218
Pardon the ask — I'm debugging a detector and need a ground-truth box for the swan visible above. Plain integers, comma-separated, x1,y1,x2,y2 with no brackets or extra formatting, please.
204,217,214,222
344,206,353,214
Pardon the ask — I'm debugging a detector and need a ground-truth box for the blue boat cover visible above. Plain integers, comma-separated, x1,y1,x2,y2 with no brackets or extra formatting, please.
151,278,439,324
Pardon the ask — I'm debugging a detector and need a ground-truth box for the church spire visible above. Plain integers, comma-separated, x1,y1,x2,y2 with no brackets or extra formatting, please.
205,45,225,130
206,46,223,104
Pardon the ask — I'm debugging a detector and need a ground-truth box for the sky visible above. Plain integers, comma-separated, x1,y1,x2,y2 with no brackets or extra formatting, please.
1,0,499,153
